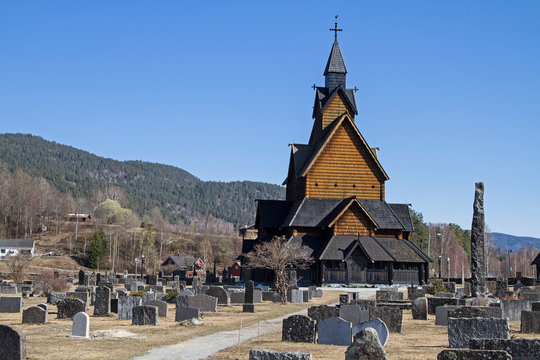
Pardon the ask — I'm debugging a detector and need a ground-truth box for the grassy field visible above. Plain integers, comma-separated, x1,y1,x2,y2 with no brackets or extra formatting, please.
0,290,339,360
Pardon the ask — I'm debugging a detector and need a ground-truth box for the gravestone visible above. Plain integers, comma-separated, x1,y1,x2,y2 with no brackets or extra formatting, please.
22,306,47,324
0,325,26,359
496,278,509,298
302,291,310,303
317,317,352,346
148,275,158,286
435,292,455,298
443,282,456,293
272,293,283,303
437,350,511,360
0,296,22,313
435,305,460,326
352,318,389,347
110,298,118,313
132,305,158,325
93,286,110,317
282,315,316,343
501,300,532,321
521,311,540,333
243,280,255,313
78,270,87,286
175,307,200,322
175,294,217,312
407,286,426,301
373,306,402,333
464,282,472,297
340,305,369,325
57,298,85,319
532,302,540,311
519,289,540,301
345,328,387,360
287,289,303,303
96,273,101,285
178,290,194,296
312,289,323,298
118,296,143,320
307,305,340,322
448,317,509,348
469,338,540,360
428,297,461,314
249,350,312,360
253,288,262,303
145,300,168,317
37,303,48,311
230,292,245,304
471,182,486,297
340,293,351,304
448,306,502,319
262,291,275,301
71,312,90,338
376,290,403,301
411,297,428,320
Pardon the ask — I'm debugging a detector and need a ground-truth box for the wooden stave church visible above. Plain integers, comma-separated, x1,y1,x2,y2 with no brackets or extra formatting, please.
241,30,431,286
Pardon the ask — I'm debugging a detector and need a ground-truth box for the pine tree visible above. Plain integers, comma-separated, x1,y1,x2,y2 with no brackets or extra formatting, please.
87,227,108,269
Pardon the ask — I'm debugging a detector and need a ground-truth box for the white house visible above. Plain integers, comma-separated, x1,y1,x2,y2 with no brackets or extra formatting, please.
0,239,35,259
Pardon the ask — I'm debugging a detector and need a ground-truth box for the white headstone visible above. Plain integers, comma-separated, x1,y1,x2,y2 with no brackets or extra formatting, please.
71,312,89,338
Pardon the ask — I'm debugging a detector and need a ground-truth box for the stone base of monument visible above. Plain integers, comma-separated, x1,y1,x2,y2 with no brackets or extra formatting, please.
243,304,255,313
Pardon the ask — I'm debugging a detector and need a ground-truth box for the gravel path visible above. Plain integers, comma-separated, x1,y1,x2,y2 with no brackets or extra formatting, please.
133,288,377,360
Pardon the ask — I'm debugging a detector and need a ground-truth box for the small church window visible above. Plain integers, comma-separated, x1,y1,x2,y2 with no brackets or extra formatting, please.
334,183,338,187
371,185,375,188
315,183,319,187
352,184,356,188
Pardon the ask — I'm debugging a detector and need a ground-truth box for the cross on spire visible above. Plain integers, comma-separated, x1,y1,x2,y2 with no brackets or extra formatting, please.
329,15,342,41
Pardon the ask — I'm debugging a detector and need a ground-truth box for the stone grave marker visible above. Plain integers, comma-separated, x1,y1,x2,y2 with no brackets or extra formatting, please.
412,297,428,320
287,289,303,303
352,318,389,347
318,317,352,346
178,290,194,297
175,294,217,312
132,305,158,325
37,303,48,311
428,297,462,314
110,298,118,313
501,299,532,321
262,291,275,301
243,280,255,313
373,306,402,333
408,286,426,301
448,317,509,348
376,290,403,301
175,307,200,322
496,278,509,298
253,288,262,303
272,293,283,303
443,282,456,293
230,292,245,304
532,302,540,311
93,286,110,317
118,296,143,320
434,292,455,298
22,306,47,324
435,305,460,326
521,310,540,333
340,293,351,304
302,291,310,303
71,312,89,338
345,327,387,360
282,315,316,343
145,299,168,317
519,289,540,301
0,325,26,359
340,305,369,325
249,350,312,360
471,182,486,297
57,298,85,319
437,350,511,360
0,296,22,313
469,338,540,360
307,305,339,322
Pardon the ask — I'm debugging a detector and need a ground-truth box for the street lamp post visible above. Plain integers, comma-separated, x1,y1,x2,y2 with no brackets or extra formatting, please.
141,254,145,280
438,256,442,279
135,257,139,279
446,257,450,283
508,250,512,277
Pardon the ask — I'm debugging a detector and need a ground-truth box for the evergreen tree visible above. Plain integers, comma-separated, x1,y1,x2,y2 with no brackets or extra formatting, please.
87,227,108,269
410,208,428,249
140,226,157,270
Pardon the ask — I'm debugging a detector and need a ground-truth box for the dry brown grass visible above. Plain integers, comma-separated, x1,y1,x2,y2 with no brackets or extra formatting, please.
210,300,540,360
0,290,339,360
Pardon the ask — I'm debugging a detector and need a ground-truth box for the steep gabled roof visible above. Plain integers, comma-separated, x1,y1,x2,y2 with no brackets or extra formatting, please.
387,204,414,232
283,144,316,185
0,239,34,249
319,235,395,262
375,237,426,263
160,255,200,268
284,198,343,228
255,200,296,228
300,114,389,181
312,86,357,119
327,198,380,229
324,40,347,75
287,235,326,259
358,200,404,230
531,252,540,265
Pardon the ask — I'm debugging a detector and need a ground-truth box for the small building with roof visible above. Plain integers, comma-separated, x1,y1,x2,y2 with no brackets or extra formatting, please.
0,239,35,258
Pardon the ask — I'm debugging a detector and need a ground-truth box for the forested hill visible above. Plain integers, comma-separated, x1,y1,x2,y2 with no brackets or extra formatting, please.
0,133,285,227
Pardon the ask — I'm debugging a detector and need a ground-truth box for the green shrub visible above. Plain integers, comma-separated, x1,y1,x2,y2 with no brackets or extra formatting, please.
427,279,445,295
129,291,148,297
165,291,178,303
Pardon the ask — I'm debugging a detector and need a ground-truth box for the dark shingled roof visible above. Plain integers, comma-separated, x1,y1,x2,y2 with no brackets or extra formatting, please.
285,198,344,228
256,200,295,228
291,144,315,179
161,255,198,268
358,200,405,230
319,236,396,262
0,239,34,248
403,240,432,262
388,204,414,232
287,235,326,259
324,40,347,75
313,86,357,118
531,252,540,265
374,238,426,263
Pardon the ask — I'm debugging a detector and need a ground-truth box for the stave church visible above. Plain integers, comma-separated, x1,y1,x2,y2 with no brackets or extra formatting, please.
241,23,431,285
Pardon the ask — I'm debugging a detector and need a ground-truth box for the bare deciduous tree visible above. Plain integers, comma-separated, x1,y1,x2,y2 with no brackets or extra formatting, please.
246,236,313,303
7,253,31,283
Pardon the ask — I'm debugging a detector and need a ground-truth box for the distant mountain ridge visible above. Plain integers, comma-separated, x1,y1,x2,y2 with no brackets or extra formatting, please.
491,232,540,251
0,133,285,227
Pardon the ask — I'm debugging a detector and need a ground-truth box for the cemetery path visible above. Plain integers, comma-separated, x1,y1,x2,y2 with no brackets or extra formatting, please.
133,308,308,360
133,288,377,360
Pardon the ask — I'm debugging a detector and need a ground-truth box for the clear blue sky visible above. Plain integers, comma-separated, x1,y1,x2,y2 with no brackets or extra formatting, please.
1,2,539,237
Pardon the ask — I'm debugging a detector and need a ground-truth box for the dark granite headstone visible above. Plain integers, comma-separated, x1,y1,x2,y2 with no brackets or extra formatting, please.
118,296,143,320
249,350,312,360
175,307,200,322
110,298,118,313
340,305,369,325
437,350,511,360
206,286,229,305
0,297,22,313
93,286,111,316
428,297,462,314
376,290,403,302
469,338,540,360
521,310,540,333
282,315,316,343
175,294,217,312
373,306,402,333
0,325,26,359
22,306,47,324
57,298,85,319
307,305,340,322
412,297,428,320
448,317,509,348
132,305,158,325
144,299,168,317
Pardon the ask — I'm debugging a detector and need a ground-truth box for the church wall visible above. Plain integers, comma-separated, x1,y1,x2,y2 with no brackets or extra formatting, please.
322,92,353,131
333,206,372,236
305,121,385,200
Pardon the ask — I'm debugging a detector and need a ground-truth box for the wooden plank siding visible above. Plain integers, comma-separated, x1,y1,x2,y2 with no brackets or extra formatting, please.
305,120,385,200
333,206,372,236
321,92,354,131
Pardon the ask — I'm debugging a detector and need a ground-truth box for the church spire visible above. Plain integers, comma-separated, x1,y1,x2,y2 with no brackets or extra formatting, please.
324,16,347,90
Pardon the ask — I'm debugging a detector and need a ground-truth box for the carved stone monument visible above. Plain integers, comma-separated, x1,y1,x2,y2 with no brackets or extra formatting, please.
471,182,486,297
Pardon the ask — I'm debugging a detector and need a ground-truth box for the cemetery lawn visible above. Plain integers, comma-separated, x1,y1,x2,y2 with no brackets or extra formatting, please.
210,301,540,360
0,291,339,360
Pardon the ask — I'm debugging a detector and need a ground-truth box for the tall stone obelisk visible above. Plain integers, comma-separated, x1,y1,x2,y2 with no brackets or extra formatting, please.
471,182,486,297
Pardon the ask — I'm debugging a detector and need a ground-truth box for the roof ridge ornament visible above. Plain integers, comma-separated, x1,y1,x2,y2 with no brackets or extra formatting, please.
329,15,342,41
